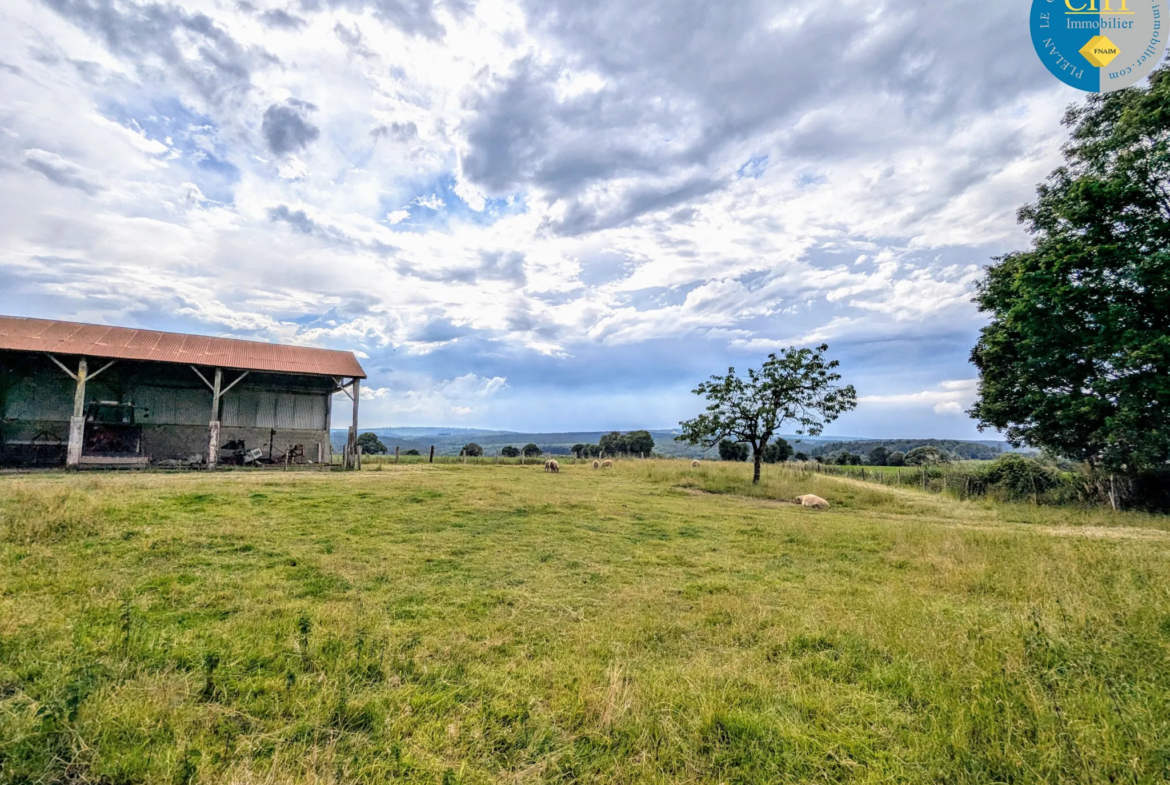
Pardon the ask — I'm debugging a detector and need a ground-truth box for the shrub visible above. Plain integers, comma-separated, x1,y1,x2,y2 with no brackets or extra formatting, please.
887,451,906,467
461,443,483,457
905,446,947,466
977,454,1061,501
500,445,521,458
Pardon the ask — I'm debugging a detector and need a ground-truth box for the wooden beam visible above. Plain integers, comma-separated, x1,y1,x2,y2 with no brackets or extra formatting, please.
46,354,78,381
208,368,223,470
210,368,223,421
66,357,88,469
220,370,249,396
72,358,88,418
86,359,117,381
191,365,215,392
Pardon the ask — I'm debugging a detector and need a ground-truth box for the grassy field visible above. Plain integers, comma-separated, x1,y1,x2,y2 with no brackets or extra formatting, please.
1,461,1169,784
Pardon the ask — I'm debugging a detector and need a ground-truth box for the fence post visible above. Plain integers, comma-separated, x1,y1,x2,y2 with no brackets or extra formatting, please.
429,445,434,463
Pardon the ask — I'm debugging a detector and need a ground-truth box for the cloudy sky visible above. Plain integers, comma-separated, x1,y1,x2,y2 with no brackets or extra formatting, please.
0,0,1087,437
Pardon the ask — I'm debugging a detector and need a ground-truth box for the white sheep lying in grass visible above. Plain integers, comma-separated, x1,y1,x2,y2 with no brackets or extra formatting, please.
691,460,700,468
544,459,559,473
795,494,830,509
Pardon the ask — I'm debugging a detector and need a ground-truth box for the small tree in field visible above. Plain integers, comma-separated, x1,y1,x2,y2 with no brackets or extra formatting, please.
461,443,483,457
500,445,520,458
356,432,387,455
522,443,542,458
678,345,857,484
718,440,750,462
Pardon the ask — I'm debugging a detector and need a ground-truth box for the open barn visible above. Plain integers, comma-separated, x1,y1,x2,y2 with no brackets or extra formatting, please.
0,316,366,469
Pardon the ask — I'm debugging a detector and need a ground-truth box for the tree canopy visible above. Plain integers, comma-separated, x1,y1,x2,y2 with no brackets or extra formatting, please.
461,443,483,457
678,345,857,483
970,66,1170,477
522,443,542,458
500,445,520,458
598,430,655,456
718,440,750,462
355,432,387,455
905,446,948,466
761,438,793,463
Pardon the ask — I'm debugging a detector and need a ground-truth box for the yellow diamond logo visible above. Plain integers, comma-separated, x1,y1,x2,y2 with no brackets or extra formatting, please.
1080,35,1120,68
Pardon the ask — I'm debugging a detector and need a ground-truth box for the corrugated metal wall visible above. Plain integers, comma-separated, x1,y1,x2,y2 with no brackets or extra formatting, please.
221,390,326,429
135,386,210,426
3,373,327,431
4,375,74,420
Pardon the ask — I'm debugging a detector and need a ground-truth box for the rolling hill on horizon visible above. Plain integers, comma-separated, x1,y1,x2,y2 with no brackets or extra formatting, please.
331,427,1012,459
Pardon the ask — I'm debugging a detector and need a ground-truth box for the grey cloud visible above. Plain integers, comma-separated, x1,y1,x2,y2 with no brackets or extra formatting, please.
334,22,374,57
544,175,722,237
0,61,23,75
260,8,306,28
267,204,399,255
397,250,527,285
299,0,446,39
371,121,418,141
39,0,272,102
458,0,1052,233
23,149,104,194
267,204,317,233
262,100,320,155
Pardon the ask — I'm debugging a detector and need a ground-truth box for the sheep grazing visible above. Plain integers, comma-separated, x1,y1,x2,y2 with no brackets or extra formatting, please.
795,494,830,509
600,460,613,469
691,459,700,468
593,460,601,469
544,459,560,473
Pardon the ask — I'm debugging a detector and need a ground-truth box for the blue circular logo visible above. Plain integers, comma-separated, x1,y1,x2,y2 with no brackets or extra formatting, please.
1030,0,1168,92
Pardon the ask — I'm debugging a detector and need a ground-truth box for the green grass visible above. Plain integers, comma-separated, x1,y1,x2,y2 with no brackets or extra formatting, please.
1,461,1169,783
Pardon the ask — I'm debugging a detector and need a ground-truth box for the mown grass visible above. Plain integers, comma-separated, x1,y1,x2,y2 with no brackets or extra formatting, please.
1,461,1169,784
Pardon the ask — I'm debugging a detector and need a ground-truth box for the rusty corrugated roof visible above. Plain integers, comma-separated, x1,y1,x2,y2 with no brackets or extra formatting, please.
0,316,367,378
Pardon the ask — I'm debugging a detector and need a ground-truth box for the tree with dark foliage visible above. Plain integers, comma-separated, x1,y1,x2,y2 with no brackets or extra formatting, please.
461,443,483,457
718,440,750,462
678,345,857,483
762,438,793,463
970,67,1170,498
522,443,542,458
356,432,387,455
500,445,520,458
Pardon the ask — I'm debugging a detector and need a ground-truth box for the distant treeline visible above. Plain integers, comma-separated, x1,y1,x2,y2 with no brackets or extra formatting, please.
807,439,1004,461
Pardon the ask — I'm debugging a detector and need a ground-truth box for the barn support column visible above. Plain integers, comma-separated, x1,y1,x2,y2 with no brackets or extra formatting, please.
67,358,88,469
349,378,360,470
207,368,222,469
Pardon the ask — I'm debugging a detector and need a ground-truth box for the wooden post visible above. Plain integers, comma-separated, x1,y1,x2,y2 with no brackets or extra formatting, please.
356,445,362,471
207,368,222,470
429,445,434,463
65,358,88,468
347,379,360,470
395,445,400,464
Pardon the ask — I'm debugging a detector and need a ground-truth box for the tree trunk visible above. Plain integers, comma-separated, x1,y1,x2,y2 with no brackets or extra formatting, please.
752,452,762,484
